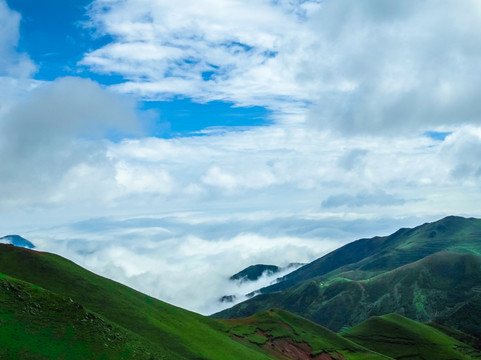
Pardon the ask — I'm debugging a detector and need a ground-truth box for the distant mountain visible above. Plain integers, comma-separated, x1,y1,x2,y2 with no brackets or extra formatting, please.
214,216,481,339
0,235,35,248
230,264,280,282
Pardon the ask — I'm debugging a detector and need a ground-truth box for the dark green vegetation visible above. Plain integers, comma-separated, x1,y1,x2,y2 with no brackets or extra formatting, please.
230,264,280,282
215,216,481,338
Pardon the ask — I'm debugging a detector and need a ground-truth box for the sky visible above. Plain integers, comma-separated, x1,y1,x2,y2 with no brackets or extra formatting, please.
1,0,481,314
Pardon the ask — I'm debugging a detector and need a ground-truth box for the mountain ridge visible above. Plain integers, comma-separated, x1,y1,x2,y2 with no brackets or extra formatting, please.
214,216,481,338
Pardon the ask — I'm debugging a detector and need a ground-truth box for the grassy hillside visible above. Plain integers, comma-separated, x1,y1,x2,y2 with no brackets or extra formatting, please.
222,309,393,360
215,217,481,337
0,244,275,360
343,313,481,360
0,273,170,359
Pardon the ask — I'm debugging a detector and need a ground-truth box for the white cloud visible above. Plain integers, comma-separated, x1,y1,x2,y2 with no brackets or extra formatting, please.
82,0,481,133
440,127,481,181
82,0,317,110
30,216,348,315
115,161,175,194
0,77,140,208
4,121,481,313
305,0,481,134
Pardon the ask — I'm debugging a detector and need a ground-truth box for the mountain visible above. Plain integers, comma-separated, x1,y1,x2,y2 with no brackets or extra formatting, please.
0,234,35,248
230,264,281,282
0,244,394,359
214,216,481,338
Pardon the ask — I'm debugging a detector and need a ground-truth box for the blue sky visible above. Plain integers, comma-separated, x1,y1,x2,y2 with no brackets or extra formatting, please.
7,0,100,80
2,0,481,314
6,0,274,137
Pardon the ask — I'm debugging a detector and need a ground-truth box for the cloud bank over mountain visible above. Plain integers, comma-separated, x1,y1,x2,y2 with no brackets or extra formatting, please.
1,0,481,312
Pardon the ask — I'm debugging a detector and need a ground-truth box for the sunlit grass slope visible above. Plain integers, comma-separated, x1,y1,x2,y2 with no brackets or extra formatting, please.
0,244,274,360
343,313,481,360
0,273,171,359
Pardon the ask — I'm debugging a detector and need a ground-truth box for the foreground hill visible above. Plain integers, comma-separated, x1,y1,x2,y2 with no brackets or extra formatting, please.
0,244,392,359
0,244,276,360
214,216,481,337
342,313,481,360
222,309,392,360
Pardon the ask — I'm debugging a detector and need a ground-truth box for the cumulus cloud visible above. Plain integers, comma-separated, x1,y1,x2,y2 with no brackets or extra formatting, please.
0,77,140,208
440,127,481,180
81,0,318,110
305,0,481,134
82,0,481,134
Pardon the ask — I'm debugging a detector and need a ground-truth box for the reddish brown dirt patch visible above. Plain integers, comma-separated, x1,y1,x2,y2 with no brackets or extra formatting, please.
262,337,344,360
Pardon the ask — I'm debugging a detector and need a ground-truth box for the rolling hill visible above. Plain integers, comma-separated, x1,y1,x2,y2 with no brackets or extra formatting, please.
342,313,481,360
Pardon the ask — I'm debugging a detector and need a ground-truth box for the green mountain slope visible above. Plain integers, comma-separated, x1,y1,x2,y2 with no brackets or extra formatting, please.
214,217,481,337
0,244,275,360
259,216,481,294
0,273,169,359
343,313,481,360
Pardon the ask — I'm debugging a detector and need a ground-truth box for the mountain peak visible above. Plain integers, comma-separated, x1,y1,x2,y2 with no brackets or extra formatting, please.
230,264,280,282
0,235,35,249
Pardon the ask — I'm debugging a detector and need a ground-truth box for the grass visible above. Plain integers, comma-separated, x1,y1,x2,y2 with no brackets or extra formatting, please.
0,274,167,359
222,309,393,360
0,244,274,360
342,313,481,360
